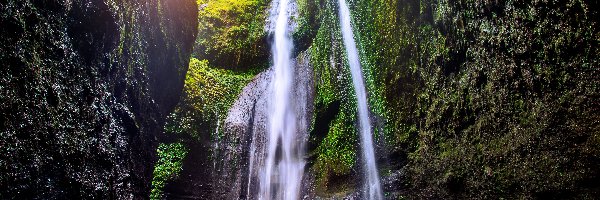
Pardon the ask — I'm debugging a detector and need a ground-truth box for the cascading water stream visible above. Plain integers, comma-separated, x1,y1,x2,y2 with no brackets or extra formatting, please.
337,0,383,199
259,0,304,198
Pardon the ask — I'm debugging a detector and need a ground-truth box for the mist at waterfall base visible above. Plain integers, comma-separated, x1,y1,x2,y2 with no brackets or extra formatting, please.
259,0,305,198
337,0,383,199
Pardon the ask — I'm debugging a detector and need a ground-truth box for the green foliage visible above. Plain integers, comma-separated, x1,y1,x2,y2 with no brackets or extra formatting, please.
314,110,357,192
405,0,599,198
304,0,362,194
150,143,188,199
165,58,256,140
304,0,421,193
293,0,324,51
309,8,341,107
195,0,268,68
351,0,426,152
303,0,599,198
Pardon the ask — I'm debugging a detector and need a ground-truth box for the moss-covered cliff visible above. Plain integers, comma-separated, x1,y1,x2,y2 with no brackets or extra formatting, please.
300,0,599,198
152,0,598,198
144,0,271,198
0,0,197,198
7,0,594,198
194,0,270,69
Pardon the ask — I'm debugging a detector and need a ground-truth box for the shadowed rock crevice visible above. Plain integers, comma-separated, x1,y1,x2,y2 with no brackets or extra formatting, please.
308,100,341,155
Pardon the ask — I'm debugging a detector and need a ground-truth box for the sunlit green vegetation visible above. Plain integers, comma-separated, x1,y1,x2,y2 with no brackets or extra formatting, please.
149,0,267,196
305,1,360,194
165,58,256,139
151,57,257,197
150,143,188,199
195,0,269,68
314,109,357,192
151,0,599,198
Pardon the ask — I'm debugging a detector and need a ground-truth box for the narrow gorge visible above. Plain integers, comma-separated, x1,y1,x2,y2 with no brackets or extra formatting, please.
1,0,599,199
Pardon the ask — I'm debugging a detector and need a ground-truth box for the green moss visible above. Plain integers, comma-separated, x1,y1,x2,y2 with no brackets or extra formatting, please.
165,58,256,140
303,0,599,198
359,0,420,156
304,1,367,193
310,15,337,106
314,108,357,192
195,0,268,68
303,0,421,193
405,0,600,198
1,0,197,198
150,143,188,199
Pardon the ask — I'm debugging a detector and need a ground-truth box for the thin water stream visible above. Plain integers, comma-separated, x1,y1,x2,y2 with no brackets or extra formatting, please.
337,0,383,199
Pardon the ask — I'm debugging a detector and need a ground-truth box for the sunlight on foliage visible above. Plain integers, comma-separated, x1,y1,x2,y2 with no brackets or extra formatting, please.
165,58,256,139
185,58,249,118
150,143,188,199
195,0,268,67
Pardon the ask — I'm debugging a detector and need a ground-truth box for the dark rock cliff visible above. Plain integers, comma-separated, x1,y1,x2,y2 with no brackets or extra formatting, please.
0,0,197,198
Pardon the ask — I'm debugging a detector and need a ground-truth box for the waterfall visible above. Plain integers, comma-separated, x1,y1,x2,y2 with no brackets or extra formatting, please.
337,0,383,199
259,0,305,198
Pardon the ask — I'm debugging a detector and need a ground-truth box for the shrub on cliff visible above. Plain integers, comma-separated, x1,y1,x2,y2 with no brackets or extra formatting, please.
194,0,269,68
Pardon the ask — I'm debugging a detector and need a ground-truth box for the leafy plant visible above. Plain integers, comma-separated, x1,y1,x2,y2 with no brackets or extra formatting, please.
195,0,268,68
150,143,188,199
165,58,256,140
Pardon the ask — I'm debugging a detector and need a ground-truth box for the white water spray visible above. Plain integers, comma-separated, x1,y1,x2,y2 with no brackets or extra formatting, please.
337,0,383,199
260,0,304,198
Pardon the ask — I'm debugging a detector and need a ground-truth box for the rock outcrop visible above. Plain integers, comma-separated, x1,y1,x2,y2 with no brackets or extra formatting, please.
0,0,197,198
212,51,315,199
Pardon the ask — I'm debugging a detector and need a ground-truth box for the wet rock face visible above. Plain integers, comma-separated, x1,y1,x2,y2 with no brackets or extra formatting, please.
147,0,199,117
0,0,197,198
213,51,315,199
217,68,271,200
